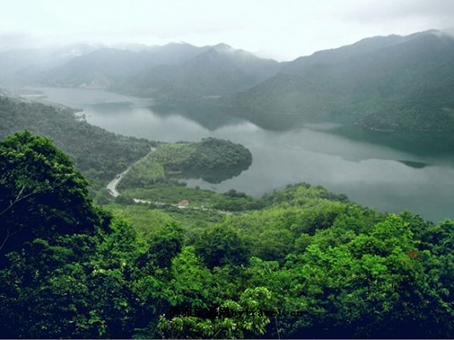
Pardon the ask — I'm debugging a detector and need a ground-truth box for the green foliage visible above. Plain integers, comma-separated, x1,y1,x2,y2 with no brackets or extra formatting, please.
95,188,114,205
120,182,255,212
164,246,214,309
228,31,454,132
121,138,252,187
109,205,176,240
0,97,152,193
137,223,184,269
0,133,142,338
0,133,186,339
190,137,253,171
121,155,165,188
194,225,250,268
0,131,101,258
157,287,273,339
3,131,454,338
152,142,197,171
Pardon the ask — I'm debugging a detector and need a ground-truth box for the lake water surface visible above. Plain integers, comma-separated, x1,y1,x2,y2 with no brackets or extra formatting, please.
34,87,454,222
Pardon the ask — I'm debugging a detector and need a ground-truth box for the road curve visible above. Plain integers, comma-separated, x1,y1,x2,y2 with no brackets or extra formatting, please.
107,146,156,197
106,146,232,215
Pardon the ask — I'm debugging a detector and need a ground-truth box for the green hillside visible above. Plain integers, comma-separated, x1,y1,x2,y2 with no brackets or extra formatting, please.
38,43,279,101
0,96,152,192
116,45,279,100
3,131,454,338
226,30,454,131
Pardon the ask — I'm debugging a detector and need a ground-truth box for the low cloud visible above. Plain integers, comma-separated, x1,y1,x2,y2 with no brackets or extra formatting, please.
346,0,454,27
0,32,38,51
0,0,452,60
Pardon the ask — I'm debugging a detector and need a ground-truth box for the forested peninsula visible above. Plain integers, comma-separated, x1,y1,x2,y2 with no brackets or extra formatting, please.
2,128,454,338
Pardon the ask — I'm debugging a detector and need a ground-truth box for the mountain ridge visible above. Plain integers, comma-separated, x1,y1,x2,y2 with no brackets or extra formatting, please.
2,30,454,131
226,30,454,131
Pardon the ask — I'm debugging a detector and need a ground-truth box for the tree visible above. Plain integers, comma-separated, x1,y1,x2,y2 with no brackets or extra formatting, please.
0,131,106,259
0,132,141,338
194,225,250,268
157,287,273,339
136,223,184,270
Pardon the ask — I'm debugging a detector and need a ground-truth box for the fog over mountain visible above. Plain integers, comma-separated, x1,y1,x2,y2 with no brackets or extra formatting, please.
2,28,453,132
1,0,454,60
227,30,454,131
0,41,280,98
4,2,454,339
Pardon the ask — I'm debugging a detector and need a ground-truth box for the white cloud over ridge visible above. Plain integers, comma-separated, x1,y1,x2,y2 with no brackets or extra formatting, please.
0,0,453,60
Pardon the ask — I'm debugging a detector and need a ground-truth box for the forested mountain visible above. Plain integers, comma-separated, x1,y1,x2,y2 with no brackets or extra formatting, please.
40,43,209,89
227,30,454,131
115,43,279,99
38,43,279,99
0,96,152,192
4,30,454,131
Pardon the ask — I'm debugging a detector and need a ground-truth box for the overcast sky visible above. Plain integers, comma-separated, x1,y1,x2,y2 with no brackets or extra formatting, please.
1,0,453,61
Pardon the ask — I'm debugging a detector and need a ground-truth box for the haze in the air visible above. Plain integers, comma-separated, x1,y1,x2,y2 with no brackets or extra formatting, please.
1,0,453,60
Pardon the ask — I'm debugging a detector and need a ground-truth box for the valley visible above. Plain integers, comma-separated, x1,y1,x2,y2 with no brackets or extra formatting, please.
2,23,454,339
21,86,454,222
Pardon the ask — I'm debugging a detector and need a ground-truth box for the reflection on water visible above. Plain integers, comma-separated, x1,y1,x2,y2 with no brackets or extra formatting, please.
398,160,429,169
88,101,135,112
179,164,251,184
150,103,244,131
330,124,454,162
31,87,454,222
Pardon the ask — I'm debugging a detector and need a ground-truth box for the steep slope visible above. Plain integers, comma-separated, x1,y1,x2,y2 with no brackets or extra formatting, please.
228,30,454,131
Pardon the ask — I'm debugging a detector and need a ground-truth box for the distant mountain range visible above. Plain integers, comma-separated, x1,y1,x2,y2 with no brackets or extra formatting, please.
113,43,279,100
33,42,279,100
2,30,454,131
227,30,454,131
0,44,98,86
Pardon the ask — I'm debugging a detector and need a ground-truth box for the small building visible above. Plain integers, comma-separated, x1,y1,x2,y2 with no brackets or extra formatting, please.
178,199,189,208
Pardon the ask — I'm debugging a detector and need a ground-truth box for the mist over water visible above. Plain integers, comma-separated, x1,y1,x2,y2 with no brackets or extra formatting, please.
35,87,454,222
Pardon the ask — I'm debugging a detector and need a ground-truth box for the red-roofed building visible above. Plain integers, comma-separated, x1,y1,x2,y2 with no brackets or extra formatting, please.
178,200,189,208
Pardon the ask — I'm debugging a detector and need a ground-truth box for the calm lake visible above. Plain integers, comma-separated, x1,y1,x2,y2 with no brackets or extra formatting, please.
34,87,454,222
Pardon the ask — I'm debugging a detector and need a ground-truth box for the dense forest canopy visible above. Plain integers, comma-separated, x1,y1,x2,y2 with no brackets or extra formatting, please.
2,131,454,338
